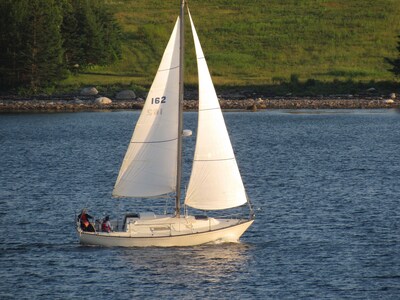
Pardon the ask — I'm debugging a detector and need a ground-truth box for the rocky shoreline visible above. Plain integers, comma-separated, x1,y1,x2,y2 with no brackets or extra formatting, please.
0,95,399,113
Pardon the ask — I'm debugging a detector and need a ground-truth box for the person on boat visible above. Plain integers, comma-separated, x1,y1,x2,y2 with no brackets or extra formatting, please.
78,209,95,232
101,216,112,233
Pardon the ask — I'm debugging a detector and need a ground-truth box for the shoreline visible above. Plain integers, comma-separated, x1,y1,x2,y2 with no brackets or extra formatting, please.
0,96,398,113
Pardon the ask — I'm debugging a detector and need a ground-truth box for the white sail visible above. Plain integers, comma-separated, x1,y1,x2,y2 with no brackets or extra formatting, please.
113,18,181,198
184,11,247,210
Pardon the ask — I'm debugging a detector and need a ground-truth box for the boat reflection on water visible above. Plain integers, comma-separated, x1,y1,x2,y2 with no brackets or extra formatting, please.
118,243,252,285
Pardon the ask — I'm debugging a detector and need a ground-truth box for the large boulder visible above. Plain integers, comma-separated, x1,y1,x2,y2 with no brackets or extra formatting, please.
95,97,112,105
116,89,136,100
80,87,98,96
73,98,84,104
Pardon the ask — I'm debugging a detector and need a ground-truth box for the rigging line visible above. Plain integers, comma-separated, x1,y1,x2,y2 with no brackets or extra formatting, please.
130,137,178,144
158,65,180,72
193,157,235,162
199,107,220,112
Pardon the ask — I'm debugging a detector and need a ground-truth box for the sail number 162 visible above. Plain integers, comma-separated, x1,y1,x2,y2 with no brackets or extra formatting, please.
151,96,166,104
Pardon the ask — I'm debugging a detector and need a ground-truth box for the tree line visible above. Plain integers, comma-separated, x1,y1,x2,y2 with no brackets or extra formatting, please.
0,0,121,92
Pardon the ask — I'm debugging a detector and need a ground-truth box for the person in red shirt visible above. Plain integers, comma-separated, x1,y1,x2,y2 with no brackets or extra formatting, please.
101,216,112,233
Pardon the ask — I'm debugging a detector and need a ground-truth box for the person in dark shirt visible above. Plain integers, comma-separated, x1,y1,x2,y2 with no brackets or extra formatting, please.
77,209,95,232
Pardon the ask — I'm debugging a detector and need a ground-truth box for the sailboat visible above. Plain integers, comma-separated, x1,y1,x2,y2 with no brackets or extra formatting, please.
76,1,254,247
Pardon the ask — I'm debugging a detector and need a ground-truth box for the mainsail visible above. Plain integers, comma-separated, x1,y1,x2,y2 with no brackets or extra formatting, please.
184,10,247,210
113,18,181,198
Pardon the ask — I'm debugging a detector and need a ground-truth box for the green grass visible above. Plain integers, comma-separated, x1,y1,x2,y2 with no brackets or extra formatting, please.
61,0,400,94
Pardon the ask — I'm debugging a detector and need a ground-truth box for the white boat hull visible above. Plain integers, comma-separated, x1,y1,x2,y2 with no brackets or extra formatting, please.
77,217,254,247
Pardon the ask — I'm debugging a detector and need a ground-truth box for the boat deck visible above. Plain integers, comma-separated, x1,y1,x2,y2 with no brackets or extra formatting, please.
88,214,245,237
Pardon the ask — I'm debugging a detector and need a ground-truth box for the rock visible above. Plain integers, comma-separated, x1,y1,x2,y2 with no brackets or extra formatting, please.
366,87,376,93
390,93,396,99
73,98,84,104
116,90,136,100
80,87,98,96
95,97,112,105
384,99,394,104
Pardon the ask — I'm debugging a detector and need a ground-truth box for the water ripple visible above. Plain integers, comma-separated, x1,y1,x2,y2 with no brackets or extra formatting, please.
0,110,399,299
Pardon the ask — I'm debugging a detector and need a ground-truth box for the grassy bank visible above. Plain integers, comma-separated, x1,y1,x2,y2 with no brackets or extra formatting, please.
61,0,400,95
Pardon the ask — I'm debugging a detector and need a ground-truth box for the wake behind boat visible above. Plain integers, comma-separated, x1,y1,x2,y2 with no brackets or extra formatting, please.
76,1,254,247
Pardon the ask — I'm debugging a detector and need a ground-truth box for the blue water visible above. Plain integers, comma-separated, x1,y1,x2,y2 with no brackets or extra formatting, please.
0,110,399,299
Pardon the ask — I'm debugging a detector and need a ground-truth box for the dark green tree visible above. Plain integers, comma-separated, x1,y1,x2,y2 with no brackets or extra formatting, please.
61,0,84,71
92,3,122,64
0,0,64,90
388,34,400,76
61,0,121,71
0,1,29,88
24,0,65,91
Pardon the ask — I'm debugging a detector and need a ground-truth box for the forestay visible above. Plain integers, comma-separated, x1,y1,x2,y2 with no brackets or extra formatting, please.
113,18,181,198
184,10,247,210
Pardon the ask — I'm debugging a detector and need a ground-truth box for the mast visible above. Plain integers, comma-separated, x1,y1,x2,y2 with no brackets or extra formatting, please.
175,0,185,217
